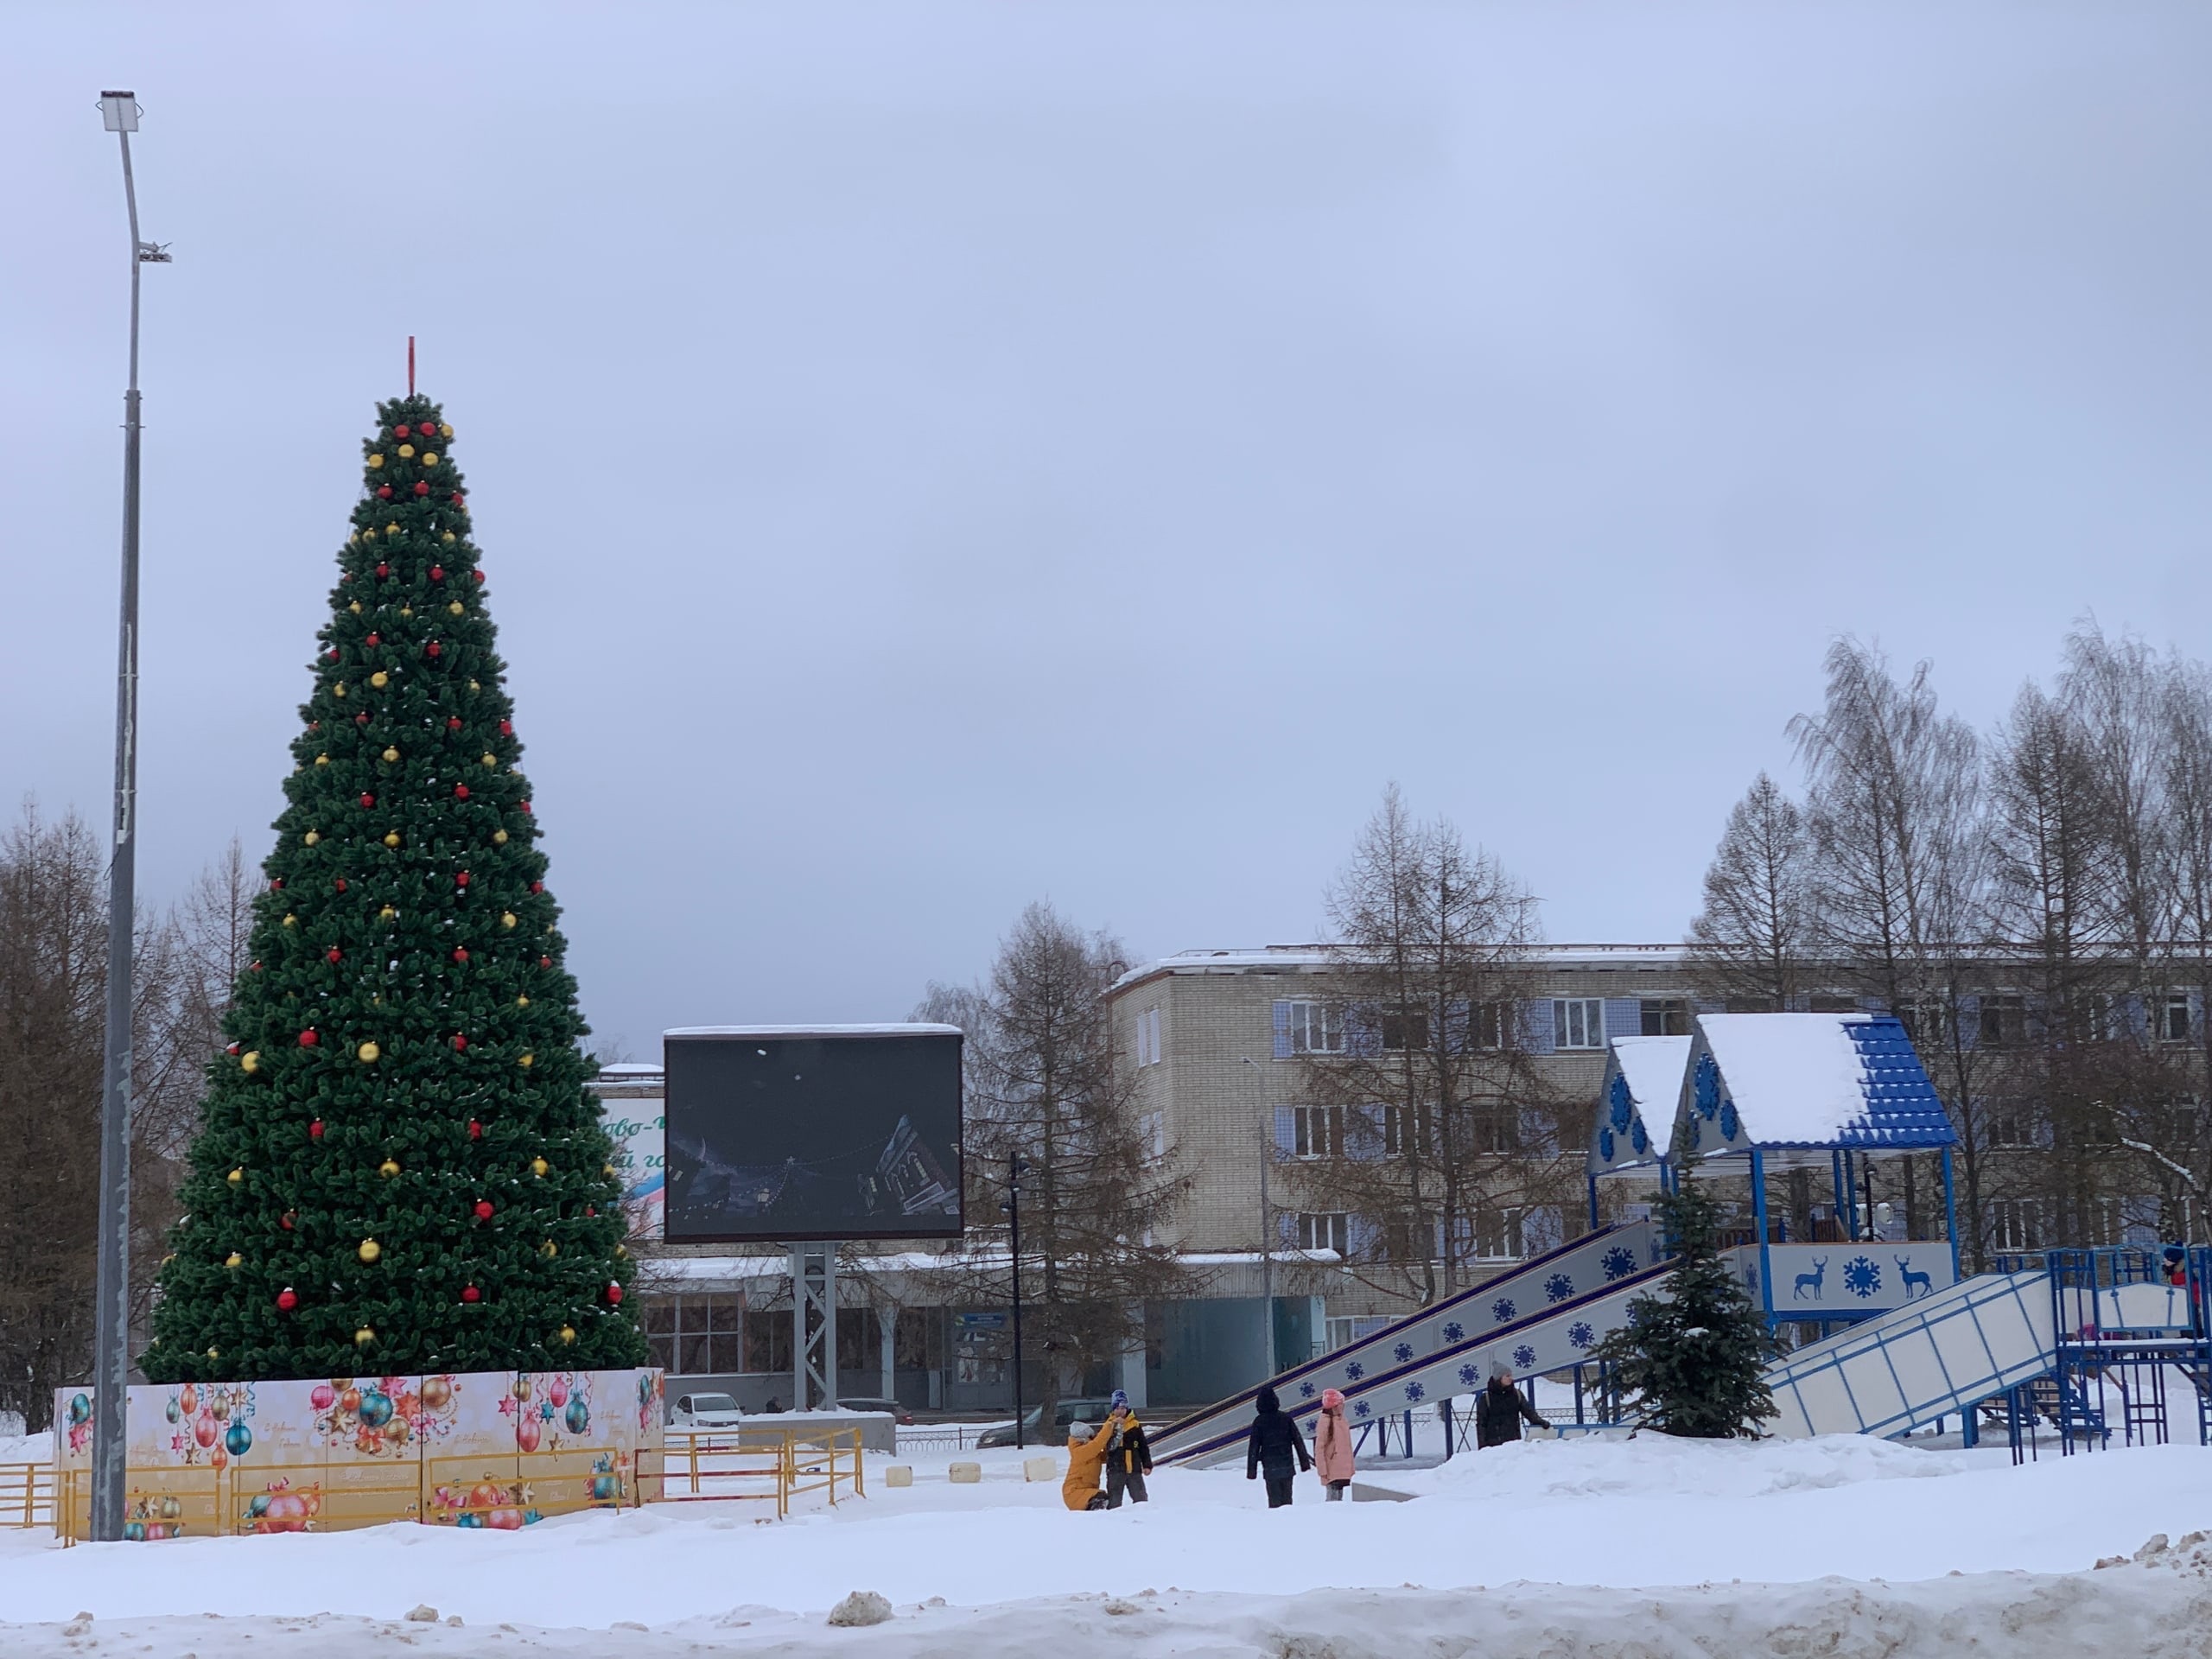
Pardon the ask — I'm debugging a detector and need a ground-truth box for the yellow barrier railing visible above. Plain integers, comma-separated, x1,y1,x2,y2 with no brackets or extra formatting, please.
1,1464,55,1530
659,1424,866,1516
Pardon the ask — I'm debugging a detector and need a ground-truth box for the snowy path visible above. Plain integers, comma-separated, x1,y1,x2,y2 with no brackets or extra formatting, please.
1,1437,2207,1656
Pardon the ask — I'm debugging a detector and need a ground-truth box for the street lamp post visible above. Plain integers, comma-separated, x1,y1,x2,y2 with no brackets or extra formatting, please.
1001,1155,1027,1448
90,88,169,1545
1241,1058,1276,1377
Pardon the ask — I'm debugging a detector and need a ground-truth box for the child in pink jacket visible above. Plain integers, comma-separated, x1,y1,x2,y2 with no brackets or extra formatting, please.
1313,1388,1354,1501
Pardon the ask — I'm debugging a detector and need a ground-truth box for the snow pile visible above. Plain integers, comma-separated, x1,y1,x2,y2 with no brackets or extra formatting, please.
0,1434,2207,1657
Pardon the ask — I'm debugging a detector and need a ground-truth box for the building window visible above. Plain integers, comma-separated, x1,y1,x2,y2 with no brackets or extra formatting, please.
1988,1199,2044,1253
2156,993,2192,1045
1978,995,2024,1047
1325,1314,1392,1351
1134,1006,1164,1067
1285,1001,1344,1055
1986,1098,2033,1149
644,1293,745,1376
1554,998,1605,1050
1380,1008,1431,1052
1294,1105,1345,1159
2081,1197,2126,1249
1295,1212,1350,1255
1471,1206,1526,1261
1139,1109,1166,1165
1380,1103,1426,1157
1639,999,1688,1036
1465,1001,1509,1050
1467,1103,1521,1154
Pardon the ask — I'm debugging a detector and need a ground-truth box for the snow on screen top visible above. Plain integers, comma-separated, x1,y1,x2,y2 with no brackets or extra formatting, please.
1696,1014,1872,1146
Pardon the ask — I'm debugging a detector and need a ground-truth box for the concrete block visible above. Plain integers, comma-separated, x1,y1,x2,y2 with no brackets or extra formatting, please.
1022,1456,1058,1483
884,1465,913,1487
948,1460,982,1484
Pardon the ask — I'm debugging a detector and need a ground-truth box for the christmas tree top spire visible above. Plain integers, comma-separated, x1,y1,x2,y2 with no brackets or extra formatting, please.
144,395,646,1382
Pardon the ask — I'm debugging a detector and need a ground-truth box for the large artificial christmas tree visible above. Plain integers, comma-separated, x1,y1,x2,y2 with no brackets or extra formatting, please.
143,395,646,1383
1589,1178,1777,1439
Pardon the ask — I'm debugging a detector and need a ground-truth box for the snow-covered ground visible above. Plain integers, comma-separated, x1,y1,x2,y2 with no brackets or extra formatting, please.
1,1435,2207,1656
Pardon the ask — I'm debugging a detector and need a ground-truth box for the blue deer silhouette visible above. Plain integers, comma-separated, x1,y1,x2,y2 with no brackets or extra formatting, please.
1897,1257,1934,1300
1792,1257,1828,1300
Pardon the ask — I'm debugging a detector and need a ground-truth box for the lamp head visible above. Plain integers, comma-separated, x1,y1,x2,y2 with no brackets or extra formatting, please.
99,92,140,133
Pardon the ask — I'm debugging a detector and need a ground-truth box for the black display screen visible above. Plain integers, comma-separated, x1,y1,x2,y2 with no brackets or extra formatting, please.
662,1027,963,1243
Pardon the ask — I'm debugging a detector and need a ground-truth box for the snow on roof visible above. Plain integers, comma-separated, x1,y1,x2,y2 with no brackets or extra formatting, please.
1110,942,1688,993
1590,1036,1691,1174
662,1024,963,1039
1681,1014,1955,1155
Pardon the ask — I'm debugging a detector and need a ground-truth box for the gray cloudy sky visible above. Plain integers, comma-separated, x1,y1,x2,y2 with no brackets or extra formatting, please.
5,3,2209,1053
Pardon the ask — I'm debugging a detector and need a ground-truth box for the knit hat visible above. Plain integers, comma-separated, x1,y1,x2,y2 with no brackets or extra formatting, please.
1110,1389,1129,1411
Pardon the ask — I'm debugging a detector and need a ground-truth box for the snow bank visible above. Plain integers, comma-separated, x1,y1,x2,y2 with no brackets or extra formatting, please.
3,1544,2210,1658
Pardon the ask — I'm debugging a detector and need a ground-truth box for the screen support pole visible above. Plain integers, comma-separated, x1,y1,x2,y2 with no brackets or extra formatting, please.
793,1246,837,1411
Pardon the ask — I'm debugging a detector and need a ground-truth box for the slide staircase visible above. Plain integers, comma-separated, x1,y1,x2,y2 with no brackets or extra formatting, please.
1153,1221,1669,1467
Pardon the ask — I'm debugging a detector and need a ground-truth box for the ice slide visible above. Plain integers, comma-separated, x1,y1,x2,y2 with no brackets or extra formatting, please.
1761,1270,2057,1440
1152,1222,1670,1467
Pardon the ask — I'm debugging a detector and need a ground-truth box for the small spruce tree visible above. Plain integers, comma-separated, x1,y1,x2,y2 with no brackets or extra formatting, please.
1592,1177,1777,1438
143,394,648,1382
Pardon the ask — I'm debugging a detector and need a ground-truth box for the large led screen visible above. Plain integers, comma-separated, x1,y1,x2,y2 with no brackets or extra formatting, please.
662,1026,963,1243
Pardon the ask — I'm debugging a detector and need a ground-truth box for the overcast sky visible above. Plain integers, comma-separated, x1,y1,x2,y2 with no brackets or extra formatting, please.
5,3,2209,1054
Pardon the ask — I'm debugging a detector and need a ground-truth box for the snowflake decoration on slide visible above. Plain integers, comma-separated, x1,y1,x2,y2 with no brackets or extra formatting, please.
1394,1343,1414,1363
1602,1246,1637,1281
1694,1052,1720,1118
1719,1101,1740,1142
1630,1119,1649,1154
1567,1321,1597,1351
1344,1361,1364,1381
1843,1256,1883,1299
1599,1128,1617,1163
1459,1364,1481,1387
1545,1274,1574,1303
1443,1322,1465,1343
1405,1382,1426,1402
1608,1072,1634,1133
1491,1299,1516,1324
1353,1399,1371,1419
1300,1381,1317,1398
1513,1344,1537,1370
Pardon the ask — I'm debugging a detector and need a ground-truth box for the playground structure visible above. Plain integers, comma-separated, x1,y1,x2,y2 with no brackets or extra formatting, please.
1154,1012,2211,1467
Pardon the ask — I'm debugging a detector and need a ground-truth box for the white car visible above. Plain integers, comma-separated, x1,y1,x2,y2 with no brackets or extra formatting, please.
669,1391,746,1430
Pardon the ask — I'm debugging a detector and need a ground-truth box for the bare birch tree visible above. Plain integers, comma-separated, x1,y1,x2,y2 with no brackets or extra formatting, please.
1686,772,1811,1012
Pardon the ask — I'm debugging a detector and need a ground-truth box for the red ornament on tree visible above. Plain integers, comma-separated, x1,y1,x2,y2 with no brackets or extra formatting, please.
467,1118,483,1140
455,871,472,887
450,492,466,506
359,792,376,809
325,648,340,662
299,1028,320,1048
334,877,348,893
499,720,513,736
309,1118,325,1141
270,878,283,891
276,1287,299,1312
430,564,446,582
414,480,430,497
376,563,390,578
377,485,393,500
454,784,470,800
530,881,543,894
365,632,381,647
461,1284,481,1304
226,1042,240,1057
473,1199,495,1221
280,1210,296,1230
325,947,342,964
447,715,462,730
354,712,370,726
452,1033,469,1052
452,946,469,963
426,641,442,658
393,423,411,437
605,1282,623,1306
473,568,486,583
538,955,552,969
520,801,532,816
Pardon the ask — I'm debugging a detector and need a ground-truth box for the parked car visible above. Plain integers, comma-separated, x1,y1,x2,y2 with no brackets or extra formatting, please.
976,1398,1122,1449
836,1396,917,1426
668,1391,746,1429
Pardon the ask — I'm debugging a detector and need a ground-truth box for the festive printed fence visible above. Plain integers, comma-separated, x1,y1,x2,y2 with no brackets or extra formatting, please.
52,1367,662,1541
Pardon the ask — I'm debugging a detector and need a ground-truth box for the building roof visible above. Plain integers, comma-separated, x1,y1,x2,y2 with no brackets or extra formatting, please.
1677,1014,1955,1157
663,1024,963,1039
1589,1035,1692,1175
1111,942,1689,993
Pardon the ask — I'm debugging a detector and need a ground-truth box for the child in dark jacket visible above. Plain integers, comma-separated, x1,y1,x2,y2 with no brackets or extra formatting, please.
1245,1386,1312,1508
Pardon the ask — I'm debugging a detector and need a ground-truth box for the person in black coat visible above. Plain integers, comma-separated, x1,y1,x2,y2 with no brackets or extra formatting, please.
1474,1363,1550,1448
1245,1386,1312,1508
